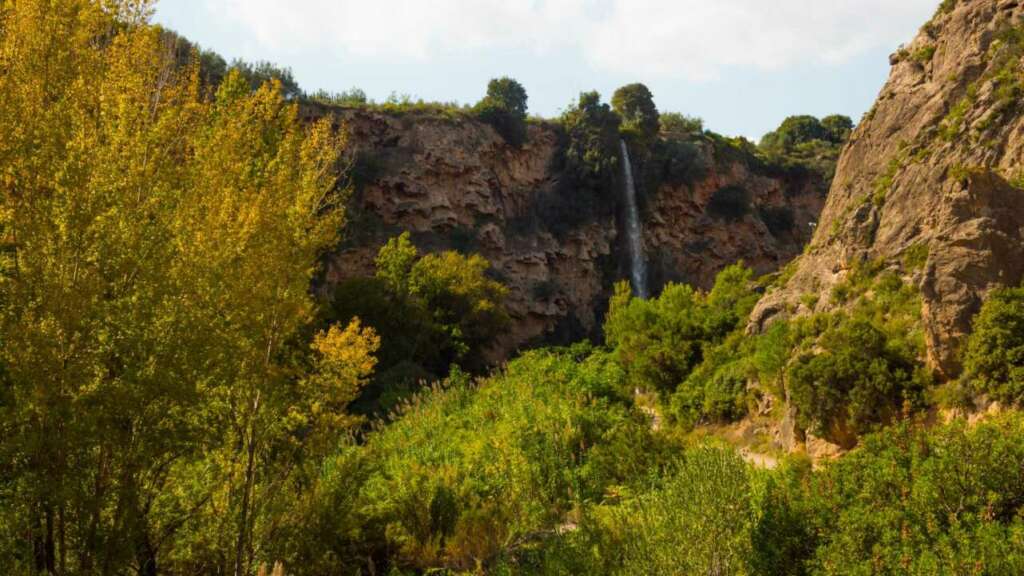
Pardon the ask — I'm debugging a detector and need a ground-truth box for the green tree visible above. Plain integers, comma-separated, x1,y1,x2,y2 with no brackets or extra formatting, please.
786,315,927,446
961,284,1024,404
612,83,660,143
0,2,366,572
806,417,1024,575
557,91,622,222
659,112,704,137
605,264,758,425
474,77,528,146
329,233,510,414
760,115,830,151
303,348,656,574
820,114,854,143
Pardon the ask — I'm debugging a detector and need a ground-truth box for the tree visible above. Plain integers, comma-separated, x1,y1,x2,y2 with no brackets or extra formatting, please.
328,233,510,414
961,285,1024,404
0,2,361,572
473,77,528,146
612,83,660,143
482,77,527,117
559,91,622,208
659,112,704,137
786,315,927,446
820,114,854,143
760,115,830,151
605,264,758,413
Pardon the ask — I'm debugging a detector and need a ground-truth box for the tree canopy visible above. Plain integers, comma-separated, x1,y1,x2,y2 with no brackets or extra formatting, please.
612,83,661,143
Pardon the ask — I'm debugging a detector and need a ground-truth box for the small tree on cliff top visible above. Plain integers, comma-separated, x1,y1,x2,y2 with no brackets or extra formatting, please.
612,83,660,143
474,77,529,146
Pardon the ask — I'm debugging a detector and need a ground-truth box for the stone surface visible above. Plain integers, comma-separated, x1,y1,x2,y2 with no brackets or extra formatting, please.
752,0,1024,379
303,105,828,361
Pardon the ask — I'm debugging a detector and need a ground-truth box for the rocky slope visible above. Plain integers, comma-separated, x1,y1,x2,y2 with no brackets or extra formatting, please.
306,104,828,360
752,0,1024,378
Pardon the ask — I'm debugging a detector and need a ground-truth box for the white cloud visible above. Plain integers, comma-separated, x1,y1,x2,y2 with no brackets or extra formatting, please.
208,0,937,80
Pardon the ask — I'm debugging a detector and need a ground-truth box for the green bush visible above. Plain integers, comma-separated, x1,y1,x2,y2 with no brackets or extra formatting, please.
532,416,1024,576
707,185,752,221
759,205,796,237
538,447,756,576
328,233,509,414
550,91,622,232
474,77,529,146
820,114,854,143
786,315,928,446
805,417,1024,574
611,83,660,144
961,285,1024,404
605,264,759,426
760,115,831,151
306,348,661,574
659,112,704,137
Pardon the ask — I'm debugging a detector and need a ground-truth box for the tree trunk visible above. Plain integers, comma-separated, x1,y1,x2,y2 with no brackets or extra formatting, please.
233,392,260,576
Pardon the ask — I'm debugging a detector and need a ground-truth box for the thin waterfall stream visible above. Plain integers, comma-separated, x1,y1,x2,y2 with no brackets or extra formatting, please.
619,139,648,299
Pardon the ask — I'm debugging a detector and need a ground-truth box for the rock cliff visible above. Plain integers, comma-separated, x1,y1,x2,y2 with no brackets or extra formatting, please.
305,105,828,360
752,0,1024,378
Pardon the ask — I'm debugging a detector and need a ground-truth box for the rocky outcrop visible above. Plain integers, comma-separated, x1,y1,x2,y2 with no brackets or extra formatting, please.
306,105,828,361
644,142,826,290
751,0,1024,378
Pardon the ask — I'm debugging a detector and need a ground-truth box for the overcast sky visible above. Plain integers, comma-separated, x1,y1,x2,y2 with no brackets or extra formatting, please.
154,0,939,140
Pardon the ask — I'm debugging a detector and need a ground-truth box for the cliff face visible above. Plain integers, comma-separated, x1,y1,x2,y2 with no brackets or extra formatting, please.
752,0,1024,378
311,106,828,360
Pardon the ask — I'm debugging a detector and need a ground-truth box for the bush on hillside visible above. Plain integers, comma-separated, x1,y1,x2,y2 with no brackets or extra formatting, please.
786,315,928,446
297,348,663,574
605,264,759,426
612,83,660,143
328,233,509,414
474,77,529,146
760,115,832,150
782,270,929,445
961,284,1024,404
804,417,1024,574
659,112,704,137
707,185,752,221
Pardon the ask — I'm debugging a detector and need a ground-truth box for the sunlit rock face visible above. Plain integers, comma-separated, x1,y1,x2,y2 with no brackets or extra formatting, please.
752,0,1024,378
304,104,827,361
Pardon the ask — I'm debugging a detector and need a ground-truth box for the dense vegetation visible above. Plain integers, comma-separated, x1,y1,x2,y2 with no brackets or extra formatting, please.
611,83,660,144
7,1,1024,575
473,77,530,147
328,233,509,414
759,114,854,179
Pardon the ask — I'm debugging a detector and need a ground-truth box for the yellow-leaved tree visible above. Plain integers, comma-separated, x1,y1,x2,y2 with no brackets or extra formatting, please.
0,1,377,574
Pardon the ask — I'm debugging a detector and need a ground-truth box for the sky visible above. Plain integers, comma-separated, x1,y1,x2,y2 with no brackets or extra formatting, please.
153,0,939,141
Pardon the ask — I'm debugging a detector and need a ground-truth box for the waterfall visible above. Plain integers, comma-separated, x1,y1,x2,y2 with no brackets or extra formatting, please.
619,140,648,299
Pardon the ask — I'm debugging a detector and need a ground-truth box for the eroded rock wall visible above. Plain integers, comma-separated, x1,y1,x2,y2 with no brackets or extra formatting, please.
752,0,1024,378
307,105,827,360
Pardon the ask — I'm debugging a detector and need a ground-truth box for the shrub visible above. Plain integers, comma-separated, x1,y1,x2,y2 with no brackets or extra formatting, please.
537,447,756,575
961,284,1024,404
670,334,750,427
786,314,928,446
707,185,752,221
309,349,659,573
659,112,704,137
328,233,509,414
605,264,759,425
611,83,660,143
553,91,622,229
820,114,854,143
474,77,529,146
760,115,830,151
806,416,1024,574
759,205,796,237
